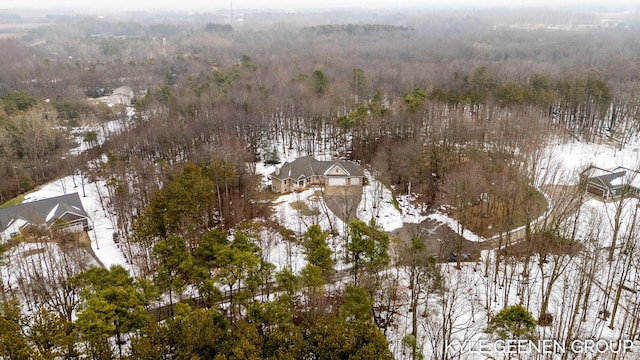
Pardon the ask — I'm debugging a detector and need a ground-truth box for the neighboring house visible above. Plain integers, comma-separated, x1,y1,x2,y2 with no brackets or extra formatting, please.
580,165,640,199
0,193,91,242
107,86,135,106
270,156,365,194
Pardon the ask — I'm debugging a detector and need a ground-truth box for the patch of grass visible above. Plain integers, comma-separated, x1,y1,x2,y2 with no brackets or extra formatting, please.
290,200,321,217
0,186,41,208
391,195,401,213
0,193,26,208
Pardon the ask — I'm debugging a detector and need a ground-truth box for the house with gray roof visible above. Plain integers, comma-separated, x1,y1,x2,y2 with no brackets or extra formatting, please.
0,193,90,242
270,156,365,194
580,165,640,199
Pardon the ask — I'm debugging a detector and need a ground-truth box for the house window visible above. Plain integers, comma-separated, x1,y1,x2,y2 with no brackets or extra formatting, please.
284,180,287,185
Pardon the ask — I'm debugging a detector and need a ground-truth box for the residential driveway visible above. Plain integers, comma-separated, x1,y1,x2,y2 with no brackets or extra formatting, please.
322,186,363,223
390,219,483,262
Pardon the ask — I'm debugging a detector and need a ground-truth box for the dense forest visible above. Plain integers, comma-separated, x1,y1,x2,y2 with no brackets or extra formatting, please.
1,5,640,359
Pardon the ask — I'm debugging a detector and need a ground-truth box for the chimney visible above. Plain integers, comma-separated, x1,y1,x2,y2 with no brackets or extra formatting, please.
275,167,280,175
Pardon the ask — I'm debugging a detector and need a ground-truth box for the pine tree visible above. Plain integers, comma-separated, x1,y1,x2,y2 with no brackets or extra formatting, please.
488,304,537,340
303,224,333,279
74,266,150,358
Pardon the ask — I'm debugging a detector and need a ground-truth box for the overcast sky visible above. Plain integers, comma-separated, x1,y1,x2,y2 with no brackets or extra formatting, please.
4,0,639,12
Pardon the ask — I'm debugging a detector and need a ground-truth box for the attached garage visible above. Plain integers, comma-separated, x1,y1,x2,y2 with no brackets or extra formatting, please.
270,157,365,194
327,177,347,186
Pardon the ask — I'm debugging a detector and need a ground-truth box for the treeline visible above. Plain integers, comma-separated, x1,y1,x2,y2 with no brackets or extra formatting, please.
0,91,65,201
429,68,615,142
1,15,637,207
0,261,392,360
205,23,233,33
0,90,118,203
303,24,410,34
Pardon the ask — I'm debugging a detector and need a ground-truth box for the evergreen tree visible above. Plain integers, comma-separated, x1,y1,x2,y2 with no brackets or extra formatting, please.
74,266,150,358
0,299,32,360
29,308,77,360
340,285,374,324
214,230,262,320
310,70,329,96
133,163,216,249
153,236,192,310
346,219,390,286
489,304,538,340
303,224,333,279
263,147,280,165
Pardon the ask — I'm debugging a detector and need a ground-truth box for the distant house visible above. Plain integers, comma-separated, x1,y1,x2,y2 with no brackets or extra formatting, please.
580,165,640,199
270,156,365,194
0,193,91,242
107,86,134,106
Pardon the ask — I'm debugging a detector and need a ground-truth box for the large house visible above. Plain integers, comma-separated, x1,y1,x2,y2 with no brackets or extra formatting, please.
580,165,640,199
0,193,91,242
270,156,365,194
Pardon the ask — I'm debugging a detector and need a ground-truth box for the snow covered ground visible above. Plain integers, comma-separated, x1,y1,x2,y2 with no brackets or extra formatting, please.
541,137,640,186
259,135,640,359
385,137,640,360
3,123,640,359
22,175,130,271
67,107,134,156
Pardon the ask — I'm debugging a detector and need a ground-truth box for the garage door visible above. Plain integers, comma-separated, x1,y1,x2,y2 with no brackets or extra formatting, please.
327,177,347,186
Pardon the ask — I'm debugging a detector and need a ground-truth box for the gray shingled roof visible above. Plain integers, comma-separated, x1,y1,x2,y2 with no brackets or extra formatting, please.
594,171,626,190
271,156,364,180
0,193,88,231
583,165,628,190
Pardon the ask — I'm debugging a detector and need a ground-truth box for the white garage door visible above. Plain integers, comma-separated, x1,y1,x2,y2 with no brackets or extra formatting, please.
327,177,347,186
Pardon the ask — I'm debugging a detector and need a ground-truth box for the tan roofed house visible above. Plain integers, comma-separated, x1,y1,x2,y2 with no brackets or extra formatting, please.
270,156,365,194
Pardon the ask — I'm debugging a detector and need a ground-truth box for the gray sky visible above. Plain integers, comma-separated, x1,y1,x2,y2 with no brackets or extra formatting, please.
4,0,639,12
